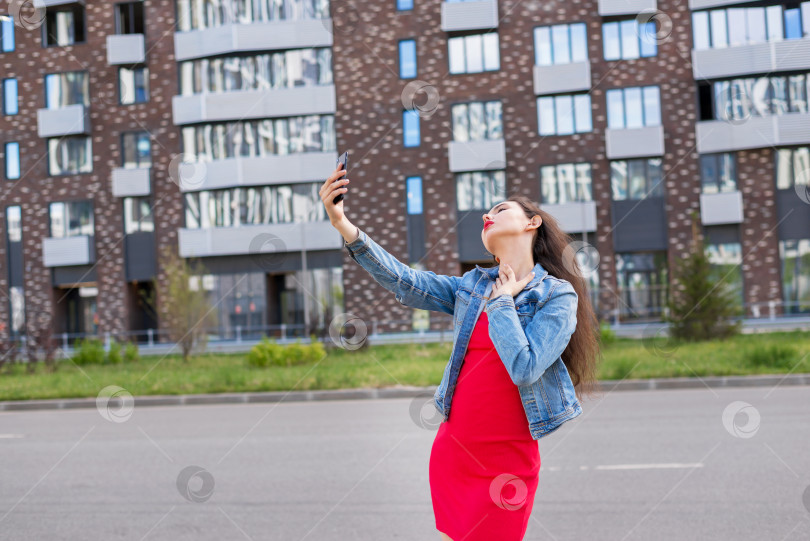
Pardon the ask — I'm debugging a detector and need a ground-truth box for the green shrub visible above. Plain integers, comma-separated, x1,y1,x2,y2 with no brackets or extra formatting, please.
247,336,325,368
600,321,616,345
123,342,140,363
247,337,281,368
107,340,123,364
71,338,105,365
743,344,797,369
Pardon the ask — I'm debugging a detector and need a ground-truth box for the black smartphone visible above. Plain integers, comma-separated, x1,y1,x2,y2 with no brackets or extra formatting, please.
333,151,349,204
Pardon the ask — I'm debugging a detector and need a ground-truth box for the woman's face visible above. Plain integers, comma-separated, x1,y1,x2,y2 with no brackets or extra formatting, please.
481,201,529,254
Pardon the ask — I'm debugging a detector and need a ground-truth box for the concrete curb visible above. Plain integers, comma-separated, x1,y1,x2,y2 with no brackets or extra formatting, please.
1,374,808,412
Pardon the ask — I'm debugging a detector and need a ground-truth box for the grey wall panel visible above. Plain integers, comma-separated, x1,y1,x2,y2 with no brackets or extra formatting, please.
702,224,740,245
8,242,24,288
125,232,157,282
407,214,426,264
775,189,810,241
52,265,98,287
186,249,343,275
456,210,490,262
611,198,668,252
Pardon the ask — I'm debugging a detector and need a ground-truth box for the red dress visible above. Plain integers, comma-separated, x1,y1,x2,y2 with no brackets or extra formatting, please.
429,310,541,540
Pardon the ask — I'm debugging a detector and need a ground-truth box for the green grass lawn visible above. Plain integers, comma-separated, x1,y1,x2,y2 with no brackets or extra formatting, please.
1,330,809,401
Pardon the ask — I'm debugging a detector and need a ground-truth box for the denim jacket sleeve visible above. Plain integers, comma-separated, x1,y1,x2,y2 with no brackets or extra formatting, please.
343,227,460,315
483,280,578,386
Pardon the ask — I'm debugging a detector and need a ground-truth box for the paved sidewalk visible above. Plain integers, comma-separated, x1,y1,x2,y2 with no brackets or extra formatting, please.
1,372,808,412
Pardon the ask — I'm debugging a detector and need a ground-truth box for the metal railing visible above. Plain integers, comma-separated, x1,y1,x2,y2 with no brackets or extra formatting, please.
3,297,808,363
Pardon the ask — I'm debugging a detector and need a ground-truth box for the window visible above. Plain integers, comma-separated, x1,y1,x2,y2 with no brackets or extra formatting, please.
123,196,153,234
119,67,149,104
183,182,323,228
116,1,145,34
1,14,13,52
397,0,413,11
6,205,21,242
5,142,20,180
451,100,502,141
705,241,744,306
700,153,737,193
610,158,664,200
692,3,810,50
615,251,669,318
780,238,810,314
456,170,506,211
540,163,592,204
122,132,151,168
3,78,17,115
776,146,810,189
182,115,335,161
603,19,657,60
403,109,420,147
44,71,89,109
49,200,94,238
179,48,332,96
448,32,499,74
534,22,587,66
537,94,592,135
712,73,810,121
48,136,92,175
399,39,417,79
176,0,331,32
406,176,423,214
43,4,86,47
606,86,661,129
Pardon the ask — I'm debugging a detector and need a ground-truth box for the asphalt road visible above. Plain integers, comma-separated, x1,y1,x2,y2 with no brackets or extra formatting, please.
1,384,808,540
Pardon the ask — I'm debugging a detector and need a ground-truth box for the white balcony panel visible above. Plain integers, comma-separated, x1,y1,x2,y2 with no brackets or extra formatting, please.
447,140,506,173
441,0,498,32
700,191,744,225
598,0,656,16
174,19,333,62
689,0,752,9
42,236,94,267
106,34,145,65
692,38,810,79
533,62,591,96
540,202,597,233
605,126,665,159
112,167,151,197
177,152,338,192
33,0,84,7
37,104,90,138
696,113,810,153
172,85,336,125
178,221,341,258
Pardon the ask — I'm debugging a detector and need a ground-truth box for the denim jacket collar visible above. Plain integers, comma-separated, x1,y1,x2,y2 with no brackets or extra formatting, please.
474,262,550,292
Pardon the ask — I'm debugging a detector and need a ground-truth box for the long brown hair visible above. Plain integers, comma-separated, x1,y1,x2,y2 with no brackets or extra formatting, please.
490,195,603,401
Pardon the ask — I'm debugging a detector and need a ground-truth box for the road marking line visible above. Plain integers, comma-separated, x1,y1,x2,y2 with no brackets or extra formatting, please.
595,463,704,470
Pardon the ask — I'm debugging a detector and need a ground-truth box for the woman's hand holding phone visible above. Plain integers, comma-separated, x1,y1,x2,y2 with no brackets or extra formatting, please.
320,163,349,225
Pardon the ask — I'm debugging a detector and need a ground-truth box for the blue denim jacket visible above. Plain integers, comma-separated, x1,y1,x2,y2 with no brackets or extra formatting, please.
343,227,583,440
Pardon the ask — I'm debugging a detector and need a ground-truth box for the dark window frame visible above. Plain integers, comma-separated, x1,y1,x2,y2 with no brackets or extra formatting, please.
41,4,87,48
114,0,146,35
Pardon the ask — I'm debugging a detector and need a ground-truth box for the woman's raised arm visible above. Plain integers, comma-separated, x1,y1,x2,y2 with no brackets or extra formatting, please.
320,165,460,315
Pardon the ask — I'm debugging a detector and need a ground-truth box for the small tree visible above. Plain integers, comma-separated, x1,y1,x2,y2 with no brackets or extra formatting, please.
665,211,742,341
151,245,218,362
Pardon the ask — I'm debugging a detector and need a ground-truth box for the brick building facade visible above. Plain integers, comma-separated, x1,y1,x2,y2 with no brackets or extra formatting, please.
1,0,808,345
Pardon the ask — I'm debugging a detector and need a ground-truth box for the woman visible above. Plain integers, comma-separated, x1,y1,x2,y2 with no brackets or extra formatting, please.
320,165,601,540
